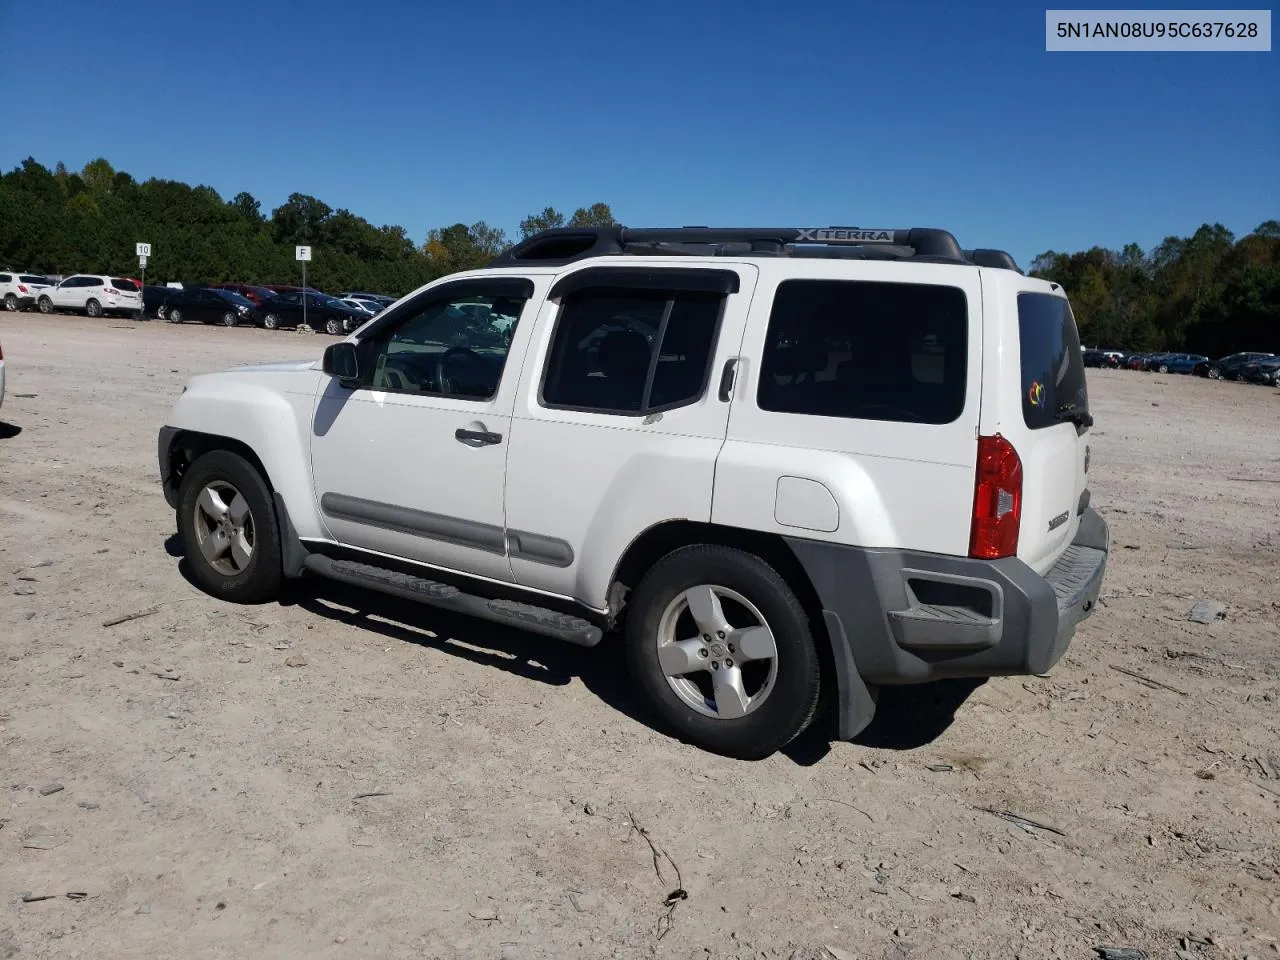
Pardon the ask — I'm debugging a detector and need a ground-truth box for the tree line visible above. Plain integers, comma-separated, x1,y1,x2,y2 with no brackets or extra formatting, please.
0,157,616,296
1030,221,1279,355
1,158,1275,354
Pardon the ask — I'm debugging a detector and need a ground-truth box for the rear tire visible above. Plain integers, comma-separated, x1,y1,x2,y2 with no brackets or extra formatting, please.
263,313,280,330
3,293,16,312
623,544,822,760
168,308,183,324
1158,363,1169,374
1208,367,1221,379
222,311,238,327
176,450,282,604
86,299,102,318
324,316,342,336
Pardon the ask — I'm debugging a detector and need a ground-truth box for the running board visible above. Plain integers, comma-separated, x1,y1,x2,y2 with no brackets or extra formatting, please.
302,555,603,647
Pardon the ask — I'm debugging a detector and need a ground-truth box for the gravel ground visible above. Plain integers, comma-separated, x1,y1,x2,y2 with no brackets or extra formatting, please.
1,313,1278,960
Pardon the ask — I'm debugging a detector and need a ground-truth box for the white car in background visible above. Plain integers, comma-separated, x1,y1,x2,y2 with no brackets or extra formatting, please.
337,298,379,333
38,275,142,317
0,272,56,311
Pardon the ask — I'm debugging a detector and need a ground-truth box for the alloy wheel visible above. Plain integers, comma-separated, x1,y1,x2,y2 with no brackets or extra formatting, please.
655,584,779,720
192,480,255,576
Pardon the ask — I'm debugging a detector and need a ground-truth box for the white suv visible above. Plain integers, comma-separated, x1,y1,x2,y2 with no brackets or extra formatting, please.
157,226,1109,759
38,274,142,317
0,272,55,311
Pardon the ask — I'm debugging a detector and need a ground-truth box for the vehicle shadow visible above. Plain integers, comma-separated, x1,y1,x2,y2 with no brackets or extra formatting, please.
0,422,22,439
167,535,981,765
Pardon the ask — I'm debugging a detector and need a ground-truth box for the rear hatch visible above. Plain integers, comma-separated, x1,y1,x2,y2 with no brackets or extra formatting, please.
1008,290,1091,573
109,278,142,301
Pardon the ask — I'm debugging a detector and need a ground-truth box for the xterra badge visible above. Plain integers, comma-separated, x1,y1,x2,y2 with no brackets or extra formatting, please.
1048,511,1070,532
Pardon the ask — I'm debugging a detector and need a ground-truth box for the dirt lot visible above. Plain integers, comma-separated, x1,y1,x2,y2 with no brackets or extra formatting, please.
1,313,1277,960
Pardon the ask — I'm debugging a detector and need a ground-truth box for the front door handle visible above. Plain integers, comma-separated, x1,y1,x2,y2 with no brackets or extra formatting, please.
455,428,503,447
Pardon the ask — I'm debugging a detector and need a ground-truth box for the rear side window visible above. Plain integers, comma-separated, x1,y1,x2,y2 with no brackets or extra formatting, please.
110,278,139,291
757,279,968,424
541,287,724,415
1017,293,1089,429
19,275,47,284
0,275,11,283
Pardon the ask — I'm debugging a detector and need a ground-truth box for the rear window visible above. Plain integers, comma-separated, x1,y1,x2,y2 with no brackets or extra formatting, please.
19,275,48,284
757,279,969,424
110,278,139,291
1017,293,1089,430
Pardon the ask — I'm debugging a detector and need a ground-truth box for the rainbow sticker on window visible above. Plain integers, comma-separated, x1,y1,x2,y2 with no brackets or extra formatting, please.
1027,381,1045,406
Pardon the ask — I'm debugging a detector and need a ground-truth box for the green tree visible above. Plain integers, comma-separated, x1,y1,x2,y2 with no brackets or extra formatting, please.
519,206,566,239
568,202,617,228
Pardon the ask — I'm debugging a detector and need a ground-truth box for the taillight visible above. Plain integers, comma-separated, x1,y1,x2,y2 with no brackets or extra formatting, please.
17,285,27,293
969,434,1022,559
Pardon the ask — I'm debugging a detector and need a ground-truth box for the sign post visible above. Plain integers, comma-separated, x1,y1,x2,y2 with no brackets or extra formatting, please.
295,245,312,330
136,243,152,320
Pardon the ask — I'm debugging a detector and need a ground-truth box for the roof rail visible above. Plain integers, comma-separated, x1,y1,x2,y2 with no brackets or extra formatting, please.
489,226,967,267
962,248,1024,274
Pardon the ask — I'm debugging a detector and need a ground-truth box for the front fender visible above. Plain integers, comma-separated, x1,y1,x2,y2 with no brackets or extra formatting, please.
161,373,325,539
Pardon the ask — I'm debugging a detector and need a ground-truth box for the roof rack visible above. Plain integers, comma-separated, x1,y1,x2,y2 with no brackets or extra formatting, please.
962,248,1024,274
489,226,1023,273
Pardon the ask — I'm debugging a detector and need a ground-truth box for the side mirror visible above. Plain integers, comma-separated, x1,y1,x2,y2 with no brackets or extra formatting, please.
322,342,360,384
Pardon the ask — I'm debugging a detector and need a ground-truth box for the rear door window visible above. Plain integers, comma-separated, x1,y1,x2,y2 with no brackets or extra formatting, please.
756,279,969,424
541,287,724,415
1017,293,1089,429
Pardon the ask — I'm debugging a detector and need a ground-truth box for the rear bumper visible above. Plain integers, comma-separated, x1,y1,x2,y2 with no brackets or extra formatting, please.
786,507,1110,737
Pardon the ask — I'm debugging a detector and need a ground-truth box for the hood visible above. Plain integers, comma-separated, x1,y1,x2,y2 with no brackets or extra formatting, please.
228,359,321,374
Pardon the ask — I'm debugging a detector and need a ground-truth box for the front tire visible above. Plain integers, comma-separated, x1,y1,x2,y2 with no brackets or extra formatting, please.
86,298,102,317
623,544,822,760
38,296,53,314
168,308,184,324
176,450,283,604
222,311,238,327
1158,363,1169,374
324,316,342,336
263,313,280,330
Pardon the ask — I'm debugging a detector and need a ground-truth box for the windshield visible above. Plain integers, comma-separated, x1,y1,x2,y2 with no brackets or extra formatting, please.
1017,292,1089,429
214,290,254,307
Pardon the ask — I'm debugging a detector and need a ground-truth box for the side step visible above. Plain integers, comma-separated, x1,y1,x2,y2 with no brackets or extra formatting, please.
302,555,603,647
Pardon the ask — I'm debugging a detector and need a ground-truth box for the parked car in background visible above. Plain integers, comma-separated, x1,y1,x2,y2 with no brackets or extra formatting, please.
338,297,380,317
1240,356,1280,386
1153,353,1209,374
211,283,276,305
38,275,142,317
1195,351,1275,379
264,284,322,295
1125,353,1152,370
341,291,397,310
141,285,177,319
252,292,366,335
0,272,55,311
164,287,256,326
1083,349,1124,368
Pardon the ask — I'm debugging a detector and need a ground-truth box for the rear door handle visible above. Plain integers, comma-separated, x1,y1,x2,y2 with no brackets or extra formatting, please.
455,428,503,447
718,358,739,402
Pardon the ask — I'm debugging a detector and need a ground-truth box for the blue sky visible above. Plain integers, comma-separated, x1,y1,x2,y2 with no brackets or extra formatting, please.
3,0,1275,266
